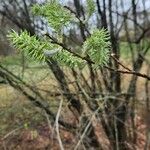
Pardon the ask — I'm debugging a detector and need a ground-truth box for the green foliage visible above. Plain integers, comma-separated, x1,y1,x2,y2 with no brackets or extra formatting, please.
53,50,85,68
8,30,85,68
83,29,110,68
8,1,110,69
86,0,95,18
32,1,72,31
8,30,52,61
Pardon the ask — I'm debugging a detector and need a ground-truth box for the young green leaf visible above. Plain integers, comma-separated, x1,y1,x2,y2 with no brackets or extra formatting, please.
32,1,72,31
7,30,57,62
8,30,85,68
83,29,110,68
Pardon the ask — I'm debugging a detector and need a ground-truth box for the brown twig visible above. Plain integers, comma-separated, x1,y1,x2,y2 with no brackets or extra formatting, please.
105,66,150,80
45,34,150,81
110,53,132,71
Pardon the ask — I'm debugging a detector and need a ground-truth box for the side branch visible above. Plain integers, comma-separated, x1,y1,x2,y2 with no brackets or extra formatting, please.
45,34,150,81
105,66,150,80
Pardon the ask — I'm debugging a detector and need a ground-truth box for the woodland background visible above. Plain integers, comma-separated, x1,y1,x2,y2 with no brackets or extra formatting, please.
0,0,150,149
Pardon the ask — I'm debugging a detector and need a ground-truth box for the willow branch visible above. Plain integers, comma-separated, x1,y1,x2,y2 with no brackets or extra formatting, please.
45,34,150,81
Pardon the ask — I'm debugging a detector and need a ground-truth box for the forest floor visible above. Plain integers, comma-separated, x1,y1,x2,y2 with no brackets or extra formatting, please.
0,54,149,150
